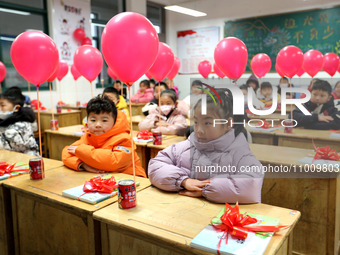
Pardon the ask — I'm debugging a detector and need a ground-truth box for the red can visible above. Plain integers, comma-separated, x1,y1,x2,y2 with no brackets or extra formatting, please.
50,119,59,131
56,105,62,113
284,120,293,133
29,158,45,180
153,130,162,145
118,179,136,209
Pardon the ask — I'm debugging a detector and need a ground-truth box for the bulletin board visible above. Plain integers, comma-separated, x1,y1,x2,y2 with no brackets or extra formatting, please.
177,26,219,74
224,6,340,72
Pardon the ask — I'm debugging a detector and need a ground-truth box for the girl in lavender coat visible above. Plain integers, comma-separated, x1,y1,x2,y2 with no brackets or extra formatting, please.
148,88,264,203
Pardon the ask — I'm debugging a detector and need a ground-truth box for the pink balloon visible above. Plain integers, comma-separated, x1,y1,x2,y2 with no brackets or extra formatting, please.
57,61,69,81
71,64,81,80
81,37,92,46
276,46,304,78
10,31,59,86
303,50,323,77
323,53,340,77
73,28,85,41
107,67,117,80
74,45,103,82
275,63,285,77
338,62,340,73
148,42,174,82
251,53,272,78
214,37,248,80
101,12,159,86
198,60,212,78
296,66,305,77
167,56,181,80
0,61,6,82
47,62,59,82
145,72,152,79
213,62,225,78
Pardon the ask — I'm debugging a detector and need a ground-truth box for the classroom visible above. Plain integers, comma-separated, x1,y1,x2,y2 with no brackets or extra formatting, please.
0,0,340,254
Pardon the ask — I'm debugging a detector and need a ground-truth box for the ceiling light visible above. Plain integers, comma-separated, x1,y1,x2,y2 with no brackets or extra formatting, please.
164,5,207,17
0,7,30,16
92,22,106,28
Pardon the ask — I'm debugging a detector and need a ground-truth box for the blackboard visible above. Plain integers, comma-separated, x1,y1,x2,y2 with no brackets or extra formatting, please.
224,6,340,72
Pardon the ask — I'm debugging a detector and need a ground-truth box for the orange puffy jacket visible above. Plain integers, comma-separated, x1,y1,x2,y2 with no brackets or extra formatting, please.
62,110,146,177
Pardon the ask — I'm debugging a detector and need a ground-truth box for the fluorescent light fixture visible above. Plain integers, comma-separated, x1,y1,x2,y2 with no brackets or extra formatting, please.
164,5,207,17
0,7,30,16
92,22,106,28
0,36,15,42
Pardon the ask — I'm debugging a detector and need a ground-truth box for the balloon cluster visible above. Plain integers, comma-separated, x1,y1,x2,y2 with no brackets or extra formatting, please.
73,28,92,46
0,61,6,83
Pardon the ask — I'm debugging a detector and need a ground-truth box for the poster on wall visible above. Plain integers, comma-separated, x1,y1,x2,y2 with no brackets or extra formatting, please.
52,0,91,64
177,26,219,74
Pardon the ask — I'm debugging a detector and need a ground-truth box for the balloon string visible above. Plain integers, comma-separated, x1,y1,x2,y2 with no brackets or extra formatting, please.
27,81,30,93
37,87,43,162
90,81,94,98
128,85,136,182
49,82,55,129
0,82,2,93
289,77,293,122
75,80,79,104
58,80,62,102
158,81,161,133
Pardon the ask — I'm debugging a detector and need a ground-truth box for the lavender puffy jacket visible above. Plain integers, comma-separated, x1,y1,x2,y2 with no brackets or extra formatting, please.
148,129,264,203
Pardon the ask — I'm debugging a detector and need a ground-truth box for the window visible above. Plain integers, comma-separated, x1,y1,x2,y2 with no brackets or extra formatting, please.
0,0,48,91
147,2,165,42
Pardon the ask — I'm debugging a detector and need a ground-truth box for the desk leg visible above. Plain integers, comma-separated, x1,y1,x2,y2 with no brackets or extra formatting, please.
0,185,14,255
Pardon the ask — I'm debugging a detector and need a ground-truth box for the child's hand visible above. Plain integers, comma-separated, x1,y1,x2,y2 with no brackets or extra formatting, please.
318,115,334,122
179,190,202,198
181,178,210,191
155,122,170,127
82,163,105,173
68,146,77,155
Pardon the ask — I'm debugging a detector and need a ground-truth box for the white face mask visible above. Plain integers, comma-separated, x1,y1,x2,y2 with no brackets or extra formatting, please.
280,83,289,88
0,106,17,120
160,105,174,116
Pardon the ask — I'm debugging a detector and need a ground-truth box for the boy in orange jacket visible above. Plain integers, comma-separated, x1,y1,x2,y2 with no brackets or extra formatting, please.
62,95,146,177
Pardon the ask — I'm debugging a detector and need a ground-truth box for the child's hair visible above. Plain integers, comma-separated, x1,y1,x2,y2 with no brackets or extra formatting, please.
334,81,340,90
160,89,177,103
1,87,25,107
239,84,248,90
279,77,289,83
103,87,119,99
194,88,247,138
311,79,332,95
191,80,203,88
149,78,156,85
86,95,117,122
260,82,272,90
246,78,259,91
114,80,122,85
140,79,150,88
155,81,169,90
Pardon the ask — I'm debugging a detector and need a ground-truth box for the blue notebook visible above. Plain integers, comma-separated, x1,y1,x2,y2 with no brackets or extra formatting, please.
62,185,117,204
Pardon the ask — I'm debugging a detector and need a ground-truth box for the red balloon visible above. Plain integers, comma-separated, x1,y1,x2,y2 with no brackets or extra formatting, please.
276,46,304,78
214,37,248,80
296,66,305,77
57,61,69,81
0,61,6,82
73,28,86,42
303,50,323,77
107,67,117,80
47,62,59,82
251,53,272,78
145,72,152,79
275,63,285,77
167,56,180,80
148,42,174,82
101,12,159,86
74,45,103,82
198,60,212,78
81,37,92,46
323,53,340,77
71,64,81,80
10,31,59,86
213,63,225,78
338,62,340,73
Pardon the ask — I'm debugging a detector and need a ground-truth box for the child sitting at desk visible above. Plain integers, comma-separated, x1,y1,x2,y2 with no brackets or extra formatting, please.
113,80,127,100
258,82,280,108
332,81,340,111
62,95,146,177
138,89,187,136
0,87,39,156
103,87,130,121
290,79,340,130
131,79,154,103
148,88,263,204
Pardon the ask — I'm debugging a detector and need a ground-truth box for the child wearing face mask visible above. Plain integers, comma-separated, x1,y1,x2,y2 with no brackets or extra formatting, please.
277,77,296,99
138,89,187,136
148,88,263,203
0,87,39,156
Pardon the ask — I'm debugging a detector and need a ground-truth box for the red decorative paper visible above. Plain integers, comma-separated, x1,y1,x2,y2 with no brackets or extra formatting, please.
177,30,196,38
312,140,340,161
83,176,118,194
136,130,153,140
0,161,29,176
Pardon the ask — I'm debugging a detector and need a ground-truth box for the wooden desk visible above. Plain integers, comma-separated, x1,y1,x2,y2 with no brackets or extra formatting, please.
275,128,340,151
148,135,186,158
4,166,150,255
131,115,145,130
248,128,279,145
94,186,300,255
0,150,64,255
131,103,146,116
61,105,87,122
248,113,288,126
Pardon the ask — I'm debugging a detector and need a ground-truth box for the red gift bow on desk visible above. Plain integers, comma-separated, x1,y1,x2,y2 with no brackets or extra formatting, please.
0,162,29,176
136,130,153,140
211,203,288,255
83,176,118,194
312,140,340,161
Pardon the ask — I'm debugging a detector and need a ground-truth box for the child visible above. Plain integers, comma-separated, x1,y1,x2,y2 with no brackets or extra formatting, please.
164,78,179,98
0,87,39,156
300,78,320,99
290,79,340,130
149,79,156,89
246,76,259,95
62,95,146,177
332,81,340,111
278,77,295,99
103,87,130,121
148,88,263,203
113,80,127,100
183,80,204,108
142,82,169,116
258,82,280,108
131,80,154,103
138,89,187,136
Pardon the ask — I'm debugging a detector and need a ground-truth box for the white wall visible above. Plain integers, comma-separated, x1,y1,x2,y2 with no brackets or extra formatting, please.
166,0,340,99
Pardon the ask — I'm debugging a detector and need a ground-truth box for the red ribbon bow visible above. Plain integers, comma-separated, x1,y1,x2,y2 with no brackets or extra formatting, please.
83,176,118,194
211,203,288,255
257,120,280,129
0,162,29,176
137,130,153,140
312,140,340,161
